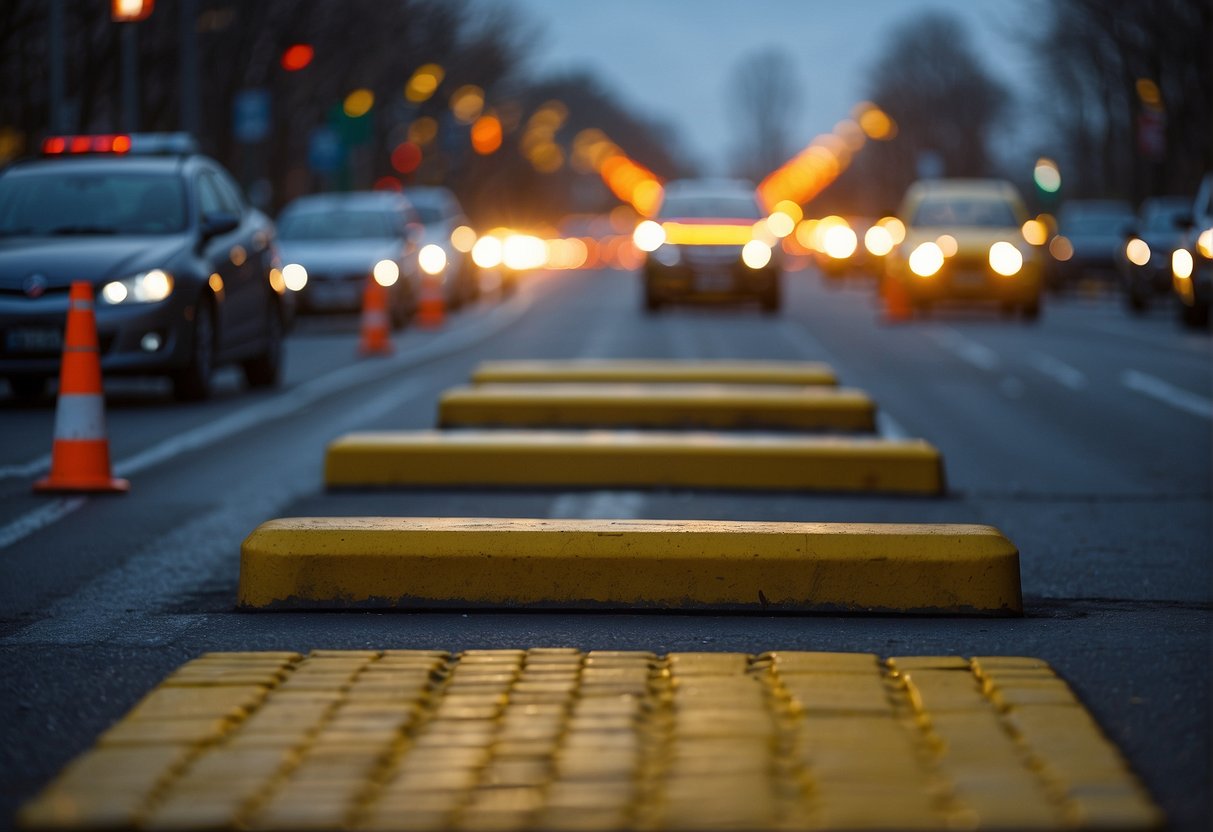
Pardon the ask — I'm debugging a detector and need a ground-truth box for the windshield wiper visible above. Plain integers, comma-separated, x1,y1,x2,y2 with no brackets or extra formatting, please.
47,225,119,235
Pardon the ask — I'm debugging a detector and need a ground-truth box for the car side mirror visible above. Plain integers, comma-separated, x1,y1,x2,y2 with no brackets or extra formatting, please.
1174,212,1195,230
200,212,240,242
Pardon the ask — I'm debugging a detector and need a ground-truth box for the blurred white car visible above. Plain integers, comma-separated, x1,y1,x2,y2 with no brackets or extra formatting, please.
405,186,478,308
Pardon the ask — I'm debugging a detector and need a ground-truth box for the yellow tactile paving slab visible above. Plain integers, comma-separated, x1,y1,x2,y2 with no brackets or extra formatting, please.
436,384,876,431
470,359,838,387
238,518,1022,615
19,650,1162,831
324,431,945,494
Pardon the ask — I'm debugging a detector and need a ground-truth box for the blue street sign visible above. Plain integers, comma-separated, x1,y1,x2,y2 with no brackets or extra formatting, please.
308,126,342,173
233,89,271,144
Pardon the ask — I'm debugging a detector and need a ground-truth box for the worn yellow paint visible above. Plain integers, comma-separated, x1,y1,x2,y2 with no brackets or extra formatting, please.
324,430,945,494
19,650,1163,831
437,384,875,431
237,517,1020,614
470,359,837,386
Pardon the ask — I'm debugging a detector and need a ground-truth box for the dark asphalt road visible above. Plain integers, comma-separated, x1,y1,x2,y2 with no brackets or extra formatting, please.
0,266,1209,829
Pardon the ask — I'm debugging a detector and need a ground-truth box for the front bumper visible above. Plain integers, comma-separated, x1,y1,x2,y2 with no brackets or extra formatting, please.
644,257,779,302
895,260,1042,304
0,288,200,378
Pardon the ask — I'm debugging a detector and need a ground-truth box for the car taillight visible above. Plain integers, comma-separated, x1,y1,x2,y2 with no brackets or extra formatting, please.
42,134,133,155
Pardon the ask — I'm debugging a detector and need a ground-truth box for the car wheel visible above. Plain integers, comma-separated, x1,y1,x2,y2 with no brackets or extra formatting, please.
1022,300,1042,322
390,285,413,331
242,302,284,389
760,291,781,315
1125,288,1148,314
172,301,215,402
643,288,662,314
7,375,48,400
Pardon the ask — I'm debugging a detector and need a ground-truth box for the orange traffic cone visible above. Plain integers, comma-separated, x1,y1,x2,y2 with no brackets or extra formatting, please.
35,282,129,493
883,275,912,323
417,273,445,330
357,276,393,356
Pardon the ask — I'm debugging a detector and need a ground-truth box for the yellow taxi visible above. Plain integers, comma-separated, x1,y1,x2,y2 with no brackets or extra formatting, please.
885,179,1044,320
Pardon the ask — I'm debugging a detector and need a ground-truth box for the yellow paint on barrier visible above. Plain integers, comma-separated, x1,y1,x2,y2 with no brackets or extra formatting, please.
19,650,1163,831
237,517,1020,614
470,359,838,386
438,383,875,431
324,430,945,494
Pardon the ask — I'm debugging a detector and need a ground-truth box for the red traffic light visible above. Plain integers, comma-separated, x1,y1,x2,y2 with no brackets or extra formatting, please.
281,44,315,72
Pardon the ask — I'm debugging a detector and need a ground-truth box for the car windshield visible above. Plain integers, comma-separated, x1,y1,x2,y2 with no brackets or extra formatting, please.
1061,213,1133,235
0,169,187,235
412,204,446,224
1142,204,1188,233
911,198,1017,228
659,196,761,220
277,209,401,240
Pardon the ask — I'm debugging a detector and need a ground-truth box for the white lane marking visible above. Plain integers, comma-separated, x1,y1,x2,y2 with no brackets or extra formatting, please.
0,497,87,550
549,491,647,520
1028,352,1087,390
928,329,1000,372
0,454,52,480
3,376,435,646
0,293,533,551
1122,370,1213,420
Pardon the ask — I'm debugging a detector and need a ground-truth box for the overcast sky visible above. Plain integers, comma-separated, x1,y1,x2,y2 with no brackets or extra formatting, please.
497,0,1045,174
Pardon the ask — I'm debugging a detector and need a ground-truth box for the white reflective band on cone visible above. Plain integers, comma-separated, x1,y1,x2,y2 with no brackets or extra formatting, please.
52,394,107,440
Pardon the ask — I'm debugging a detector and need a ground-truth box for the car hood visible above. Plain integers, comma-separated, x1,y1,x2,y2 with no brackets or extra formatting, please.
1062,231,1123,256
902,228,1023,257
0,235,188,290
276,239,401,272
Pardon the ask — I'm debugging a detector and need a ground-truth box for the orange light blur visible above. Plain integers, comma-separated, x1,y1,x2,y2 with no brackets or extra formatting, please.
1049,236,1074,262
281,44,314,72
471,115,503,155
663,222,754,247
405,64,444,103
111,0,153,22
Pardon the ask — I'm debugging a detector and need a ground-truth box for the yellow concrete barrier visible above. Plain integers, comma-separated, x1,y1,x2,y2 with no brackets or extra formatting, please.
239,518,1020,614
470,359,837,386
437,384,875,431
325,431,945,494
20,650,1162,831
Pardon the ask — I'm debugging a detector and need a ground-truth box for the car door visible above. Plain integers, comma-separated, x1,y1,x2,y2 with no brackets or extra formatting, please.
195,171,243,357
206,168,263,350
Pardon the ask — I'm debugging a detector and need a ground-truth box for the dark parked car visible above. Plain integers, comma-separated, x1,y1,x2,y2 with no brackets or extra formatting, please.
1048,200,1136,288
1119,196,1192,313
0,133,287,400
1170,173,1213,328
275,192,421,329
637,179,781,313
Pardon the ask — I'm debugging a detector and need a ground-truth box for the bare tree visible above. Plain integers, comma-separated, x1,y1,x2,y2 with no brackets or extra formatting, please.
728,48,803,184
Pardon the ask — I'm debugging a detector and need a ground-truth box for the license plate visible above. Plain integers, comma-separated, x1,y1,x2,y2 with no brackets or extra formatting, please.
952,271,986,288
5,327,63,354
695,272,733,292
308,282,361,307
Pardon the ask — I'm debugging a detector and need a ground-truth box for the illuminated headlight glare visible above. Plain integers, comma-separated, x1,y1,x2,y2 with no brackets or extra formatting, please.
823,225,857,259
373,259,400,287
281,263,308,292
741,240,772,270
908,242,944,277
471,236,503,269
502,235,545,271
653,244,681,267
864,225,893,257
1197,229,1213,259
1172,248,1194,279
989,241,1023,276
632,220,666,252
419,244,448,275
1125,238,1151,267
100,269,174,304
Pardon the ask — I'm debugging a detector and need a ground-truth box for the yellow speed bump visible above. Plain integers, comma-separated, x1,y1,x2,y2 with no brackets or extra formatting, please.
438,384,875,431
237,517,1020,614
325,430,944,494
471,359,837,386
20,650,1162,832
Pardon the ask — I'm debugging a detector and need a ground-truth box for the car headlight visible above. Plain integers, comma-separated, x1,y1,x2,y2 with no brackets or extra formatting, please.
652,244,681,267
419,244,448,276
908,242,944,277
281,263,308,292
373,259,400,287
100,269,174,304
633,220,665,252
989,241,1023,276
1197,228,1212,259
1124,238,1151,267
1172,248,1194,279
741,240,772,269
